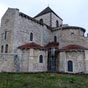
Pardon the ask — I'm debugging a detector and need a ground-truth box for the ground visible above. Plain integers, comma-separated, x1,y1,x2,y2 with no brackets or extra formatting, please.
0,72,88,88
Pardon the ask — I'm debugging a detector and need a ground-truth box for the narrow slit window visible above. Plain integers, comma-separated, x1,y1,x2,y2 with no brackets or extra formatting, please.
1,45,3,53
5,44,8,53
56,20,59,27
54,36,57,42
30,33,33,41
5,31,7,40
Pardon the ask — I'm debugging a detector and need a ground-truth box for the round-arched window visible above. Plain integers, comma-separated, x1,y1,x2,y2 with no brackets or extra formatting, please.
40,19,43,24
68,60,73,72
39,55,43,63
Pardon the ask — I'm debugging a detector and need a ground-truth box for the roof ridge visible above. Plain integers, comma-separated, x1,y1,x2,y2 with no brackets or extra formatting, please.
34,7,63,20
34,7,52,18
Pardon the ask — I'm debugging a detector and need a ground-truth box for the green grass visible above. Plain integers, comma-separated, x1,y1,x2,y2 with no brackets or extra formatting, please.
0,72,88,88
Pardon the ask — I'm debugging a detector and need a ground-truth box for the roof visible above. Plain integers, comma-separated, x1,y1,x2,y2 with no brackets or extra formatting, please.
34,7,63,20
60,44,88,51
18,42,44,49
53,26,86,32
62,26,86,32
45,42,59,49
19,12,52,30
18,42,59,50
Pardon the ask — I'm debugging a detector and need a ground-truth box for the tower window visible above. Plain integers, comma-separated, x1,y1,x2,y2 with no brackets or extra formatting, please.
39,55,43,63
30,33,33,41
1,45,3,53
5,44,8,53
1,33,4,41
40,19,43,24
54,36,57,42
56,20,59,27
5,31,7,40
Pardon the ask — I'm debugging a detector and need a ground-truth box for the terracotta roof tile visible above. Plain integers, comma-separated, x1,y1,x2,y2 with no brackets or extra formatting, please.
45,42,59,49
18,42,44,49
61,44,88,51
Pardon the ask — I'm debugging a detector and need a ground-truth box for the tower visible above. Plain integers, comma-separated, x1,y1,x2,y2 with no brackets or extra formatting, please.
34,7,63,28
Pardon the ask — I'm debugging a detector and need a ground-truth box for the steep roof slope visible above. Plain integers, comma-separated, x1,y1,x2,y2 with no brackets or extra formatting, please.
34,7,62,20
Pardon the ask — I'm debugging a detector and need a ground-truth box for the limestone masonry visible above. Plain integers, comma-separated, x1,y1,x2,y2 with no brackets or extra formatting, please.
0,7,88,73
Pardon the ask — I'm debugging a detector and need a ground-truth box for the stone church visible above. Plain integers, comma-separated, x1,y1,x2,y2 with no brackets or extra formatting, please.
0,7,88,73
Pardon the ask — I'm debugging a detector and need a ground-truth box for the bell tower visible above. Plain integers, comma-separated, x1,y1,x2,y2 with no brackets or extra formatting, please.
34,7,63,28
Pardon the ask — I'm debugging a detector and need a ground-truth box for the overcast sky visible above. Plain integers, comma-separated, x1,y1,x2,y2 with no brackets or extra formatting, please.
0,0,88,34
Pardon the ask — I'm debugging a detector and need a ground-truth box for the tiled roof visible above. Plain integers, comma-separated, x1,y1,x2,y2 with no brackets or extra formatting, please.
18,42,44,49
45,42,59,49
60,44,88,51
18,42,59,50
34,7,63,20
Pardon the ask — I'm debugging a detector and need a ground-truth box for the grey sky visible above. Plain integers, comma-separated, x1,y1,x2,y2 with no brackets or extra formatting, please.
0,0,88,34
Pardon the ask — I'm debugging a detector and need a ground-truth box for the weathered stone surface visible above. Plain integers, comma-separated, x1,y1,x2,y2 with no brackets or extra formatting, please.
0,7,88,73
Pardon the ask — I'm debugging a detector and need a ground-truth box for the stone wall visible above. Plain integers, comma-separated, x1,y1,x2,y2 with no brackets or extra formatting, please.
0,8,50,72
20,49,47,72
59,51,85,73
0,8,18,53
1,7,88,73
0,8,53,53
84,50,88,73
51,12,62,28
13,11,52,50
35,12,63,28
0,53,20,72
35,13,51,26
57,29,86,49
59,52,66,72
0,48,48,72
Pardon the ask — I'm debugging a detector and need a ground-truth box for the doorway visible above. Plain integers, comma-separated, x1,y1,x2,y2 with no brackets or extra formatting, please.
47,48,57,71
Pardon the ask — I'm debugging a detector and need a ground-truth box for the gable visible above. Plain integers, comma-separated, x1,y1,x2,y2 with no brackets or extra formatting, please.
34,7,63,21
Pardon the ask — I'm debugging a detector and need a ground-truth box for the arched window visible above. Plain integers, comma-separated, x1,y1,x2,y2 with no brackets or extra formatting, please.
1,45,3,53
40,19,43,24
56,20,59,27
39,55,43,63
5,44,8,53
30,33,33,41
68,60,73,72
54,36,57,42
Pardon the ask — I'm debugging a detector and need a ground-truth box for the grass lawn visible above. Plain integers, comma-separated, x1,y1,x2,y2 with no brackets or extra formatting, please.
0,72,88,88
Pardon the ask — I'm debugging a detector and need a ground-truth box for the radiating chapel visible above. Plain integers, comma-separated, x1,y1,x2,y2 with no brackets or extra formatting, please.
0,7,88,73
